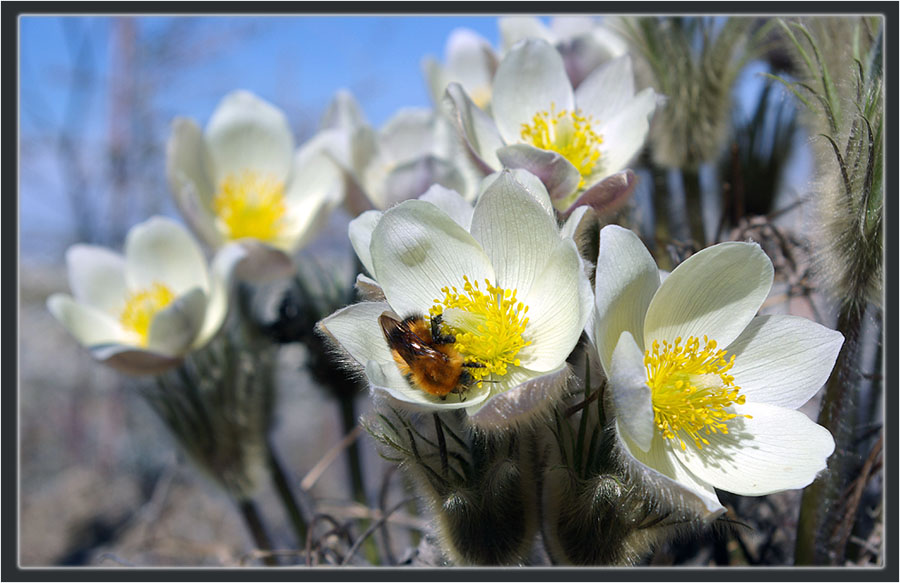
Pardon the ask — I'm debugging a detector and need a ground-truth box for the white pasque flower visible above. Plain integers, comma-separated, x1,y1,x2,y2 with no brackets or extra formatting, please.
166,90,342,276
318,171,593,429
498,15,628,88
423,28,498,111
320,90,478,214
446,39,658,216
47,217,246,375
593,225,842,516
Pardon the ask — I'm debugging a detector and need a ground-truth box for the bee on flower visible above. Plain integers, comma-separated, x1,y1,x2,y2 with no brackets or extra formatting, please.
318,170,593,430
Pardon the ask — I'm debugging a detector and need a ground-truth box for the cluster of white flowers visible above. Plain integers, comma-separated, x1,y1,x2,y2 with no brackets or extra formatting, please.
49,15,842,527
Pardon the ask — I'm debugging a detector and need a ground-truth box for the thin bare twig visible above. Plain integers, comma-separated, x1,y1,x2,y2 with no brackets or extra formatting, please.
341,499,413,566
300,425,363,491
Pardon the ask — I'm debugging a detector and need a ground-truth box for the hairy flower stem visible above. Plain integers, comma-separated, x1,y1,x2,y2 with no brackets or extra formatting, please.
266,440,308,547
237,498,278,566
795,304,865,565
338,395,380,565
650,165,673,270
681,167,707,247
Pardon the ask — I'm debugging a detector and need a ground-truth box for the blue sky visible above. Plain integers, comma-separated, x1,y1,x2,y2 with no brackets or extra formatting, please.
18,15,809,262
19,15,511,258
19,16,505,136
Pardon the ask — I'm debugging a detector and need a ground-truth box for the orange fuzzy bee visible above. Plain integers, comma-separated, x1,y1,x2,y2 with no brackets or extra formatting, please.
379,312,481,399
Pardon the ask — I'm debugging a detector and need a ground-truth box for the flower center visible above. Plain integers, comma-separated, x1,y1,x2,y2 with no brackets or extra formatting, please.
430,276,530,386
213,170,287,243
520,105,603,189
469,85,492,110
644,336,751,451
120,282,176,346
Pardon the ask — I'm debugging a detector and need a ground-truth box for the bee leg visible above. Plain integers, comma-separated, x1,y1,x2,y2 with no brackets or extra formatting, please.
430,314,456,344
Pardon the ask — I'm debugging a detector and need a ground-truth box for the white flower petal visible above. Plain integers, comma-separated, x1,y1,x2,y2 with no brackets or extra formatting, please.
65,245,128,315
550,15,595,39
727,315,844,409
146,288,207,356
465,365,569,429
317,301,396,369
477,168,555,219
166,118,219,246
492,39,574,145
419,184,474,231
47,294,129,346
517,239,590,372
644,241,774,349
321,89,367,132
593,225,659,371
355,273,385,302
370,200,494,317
349,210,383,277
205,90,293,184
499,16,554,51
671,402,835,496
559,205,590,241
380,156,467,208
423,56,449,107
574,55,635,123
192,242,248,349
444,28,496,93
444,82,504,172
618,429,724,517
379,108,436,164
90,344,183,375
470,170,560,298
595,87,658,176
608,331,654,452
124,216,210,295
281,150,343,251
366,360,490,411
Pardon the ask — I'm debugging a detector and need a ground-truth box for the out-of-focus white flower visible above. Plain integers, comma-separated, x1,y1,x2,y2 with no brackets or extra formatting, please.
166,90,342,279
318,171,593,429
423,28,499,111
320,91,479,214
47,217,248,375
446,39,658,215
593,225,842,517
499,15,629,88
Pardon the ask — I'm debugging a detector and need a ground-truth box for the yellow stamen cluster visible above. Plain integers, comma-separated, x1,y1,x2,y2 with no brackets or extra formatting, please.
213,170,287,242
520,105,603,189
645,336,751,451
430,276,531,386
120,282,176,347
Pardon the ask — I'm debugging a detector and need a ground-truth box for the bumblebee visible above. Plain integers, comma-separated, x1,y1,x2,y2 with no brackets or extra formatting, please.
379,311,481,399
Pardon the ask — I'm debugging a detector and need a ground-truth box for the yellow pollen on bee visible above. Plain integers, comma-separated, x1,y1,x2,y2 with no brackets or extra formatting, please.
520,104,603,189
645,335,752,451
213,170,287,243
119,282,176,347
430,275,530,386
